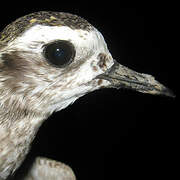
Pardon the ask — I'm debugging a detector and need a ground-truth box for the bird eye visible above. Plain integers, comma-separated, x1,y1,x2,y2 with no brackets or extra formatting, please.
43,40,75,67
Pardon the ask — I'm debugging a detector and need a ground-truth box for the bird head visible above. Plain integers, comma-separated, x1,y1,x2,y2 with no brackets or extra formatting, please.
0,11,174,119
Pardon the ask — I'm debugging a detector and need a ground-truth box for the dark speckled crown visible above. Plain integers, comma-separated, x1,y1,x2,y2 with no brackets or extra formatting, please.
0,11,93,45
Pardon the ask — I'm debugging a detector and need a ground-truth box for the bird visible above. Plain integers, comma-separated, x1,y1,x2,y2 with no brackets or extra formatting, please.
0,11,174,180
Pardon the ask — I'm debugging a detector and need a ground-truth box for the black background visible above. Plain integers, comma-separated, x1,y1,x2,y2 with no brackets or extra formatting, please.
1,2,177,180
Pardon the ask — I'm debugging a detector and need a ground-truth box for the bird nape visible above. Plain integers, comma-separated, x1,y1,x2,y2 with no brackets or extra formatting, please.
0,11,174,180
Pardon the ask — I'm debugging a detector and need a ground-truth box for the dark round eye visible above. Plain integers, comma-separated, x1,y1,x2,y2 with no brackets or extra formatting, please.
43,40,75,67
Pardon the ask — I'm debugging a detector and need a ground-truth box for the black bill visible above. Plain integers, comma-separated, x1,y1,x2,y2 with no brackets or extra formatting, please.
97,60,175,98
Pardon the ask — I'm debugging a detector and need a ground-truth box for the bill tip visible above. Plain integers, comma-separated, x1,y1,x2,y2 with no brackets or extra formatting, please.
161,87,176,98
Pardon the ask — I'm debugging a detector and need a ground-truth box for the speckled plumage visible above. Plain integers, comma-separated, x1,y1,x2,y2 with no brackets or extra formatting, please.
0,11,173,180
0,11,92,46
0,11,112,180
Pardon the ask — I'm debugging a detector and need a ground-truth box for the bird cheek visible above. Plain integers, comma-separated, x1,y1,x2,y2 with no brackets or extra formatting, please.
97,53,114,71
91,53,114,73
97,79,111,88
88,78,111,89
88,53,115,88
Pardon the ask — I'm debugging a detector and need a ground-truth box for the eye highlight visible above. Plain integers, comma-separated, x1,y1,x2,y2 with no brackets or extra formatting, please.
43,40,75,67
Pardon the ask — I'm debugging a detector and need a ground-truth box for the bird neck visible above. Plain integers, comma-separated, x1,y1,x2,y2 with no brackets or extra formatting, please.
0,101,46,129
0,102,47,179
0,101,47,151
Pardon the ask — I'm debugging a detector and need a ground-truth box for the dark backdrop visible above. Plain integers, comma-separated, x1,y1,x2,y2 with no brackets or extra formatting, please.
0,2,177,180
